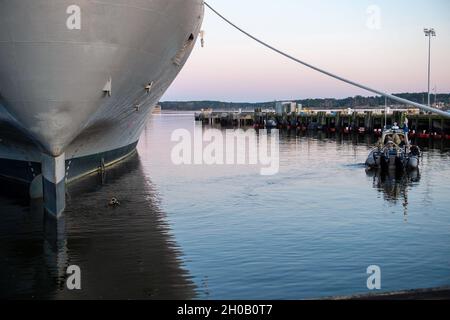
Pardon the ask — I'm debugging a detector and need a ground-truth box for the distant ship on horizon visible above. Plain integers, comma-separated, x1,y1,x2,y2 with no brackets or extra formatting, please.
0,0,204,216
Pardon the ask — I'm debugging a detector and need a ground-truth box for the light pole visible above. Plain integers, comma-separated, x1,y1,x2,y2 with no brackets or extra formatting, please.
424,28,436,107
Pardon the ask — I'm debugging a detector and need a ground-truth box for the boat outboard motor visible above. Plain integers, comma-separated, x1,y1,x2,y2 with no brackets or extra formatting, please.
410,145,420,157
406,146,420,170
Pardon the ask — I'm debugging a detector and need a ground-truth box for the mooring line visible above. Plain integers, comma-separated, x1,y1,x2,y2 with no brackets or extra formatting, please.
203,2,450,118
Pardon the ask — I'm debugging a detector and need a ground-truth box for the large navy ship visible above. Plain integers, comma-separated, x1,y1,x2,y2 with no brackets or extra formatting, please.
0,0,204,216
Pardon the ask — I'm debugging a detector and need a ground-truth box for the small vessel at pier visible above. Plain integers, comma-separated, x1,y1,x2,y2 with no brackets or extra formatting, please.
365,127,421,171
265,119,278,129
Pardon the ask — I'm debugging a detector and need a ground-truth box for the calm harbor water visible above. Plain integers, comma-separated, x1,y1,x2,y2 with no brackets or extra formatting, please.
1,112,450,299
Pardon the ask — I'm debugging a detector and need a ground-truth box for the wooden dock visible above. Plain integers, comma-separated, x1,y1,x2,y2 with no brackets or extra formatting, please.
195,109,450,138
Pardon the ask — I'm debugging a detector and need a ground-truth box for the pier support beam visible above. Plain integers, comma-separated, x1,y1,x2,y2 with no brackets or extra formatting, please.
42,153,66,219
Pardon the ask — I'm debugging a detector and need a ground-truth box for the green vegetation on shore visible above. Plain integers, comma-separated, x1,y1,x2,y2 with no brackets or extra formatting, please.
161,92,450,111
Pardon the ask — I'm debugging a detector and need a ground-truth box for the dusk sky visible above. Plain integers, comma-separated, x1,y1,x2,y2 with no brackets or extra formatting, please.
163,0,450,102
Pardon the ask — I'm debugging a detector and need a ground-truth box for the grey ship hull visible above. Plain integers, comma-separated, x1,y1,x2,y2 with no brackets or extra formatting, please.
0,0,204,216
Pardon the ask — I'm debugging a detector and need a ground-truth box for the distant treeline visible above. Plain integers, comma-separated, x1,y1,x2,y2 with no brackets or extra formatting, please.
161,93,450,110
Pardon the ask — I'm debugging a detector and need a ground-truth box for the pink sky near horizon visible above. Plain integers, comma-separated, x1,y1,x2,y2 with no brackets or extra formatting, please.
163,0,450,102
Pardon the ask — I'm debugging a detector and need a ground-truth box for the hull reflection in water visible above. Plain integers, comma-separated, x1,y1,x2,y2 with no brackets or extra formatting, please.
367,169,421,218
0,154,195,299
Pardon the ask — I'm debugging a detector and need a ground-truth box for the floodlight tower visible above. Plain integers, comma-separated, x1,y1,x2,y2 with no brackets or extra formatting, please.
424,28,436,107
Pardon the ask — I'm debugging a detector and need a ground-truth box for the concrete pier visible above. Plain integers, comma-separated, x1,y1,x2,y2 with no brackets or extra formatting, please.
195,109,450,137
41,153,66,218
